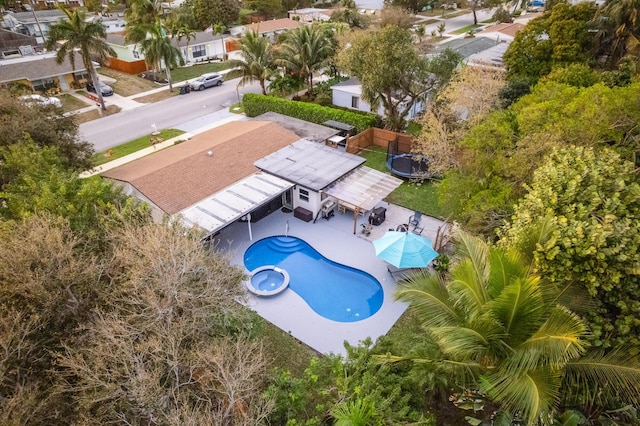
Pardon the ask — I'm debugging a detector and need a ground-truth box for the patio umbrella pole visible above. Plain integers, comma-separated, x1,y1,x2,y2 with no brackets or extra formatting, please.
247,213,252,241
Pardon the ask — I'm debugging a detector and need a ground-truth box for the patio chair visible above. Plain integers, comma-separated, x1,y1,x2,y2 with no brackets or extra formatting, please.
408,211,423,234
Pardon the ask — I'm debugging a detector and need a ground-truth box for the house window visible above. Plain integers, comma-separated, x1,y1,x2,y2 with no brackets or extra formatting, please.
133,50,140,59
32,77,55,92
192,45,206,58
351,96,359,109
299,188,309,202
73,71,90,81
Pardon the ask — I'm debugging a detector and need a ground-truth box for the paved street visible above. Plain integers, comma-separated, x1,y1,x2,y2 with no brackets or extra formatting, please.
79,77,261,151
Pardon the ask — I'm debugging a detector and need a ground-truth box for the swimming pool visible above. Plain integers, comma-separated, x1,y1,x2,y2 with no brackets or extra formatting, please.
243,236,384,322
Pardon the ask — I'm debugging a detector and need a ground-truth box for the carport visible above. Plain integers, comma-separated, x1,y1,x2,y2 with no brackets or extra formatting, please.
323,166,403,234
179,172,294,239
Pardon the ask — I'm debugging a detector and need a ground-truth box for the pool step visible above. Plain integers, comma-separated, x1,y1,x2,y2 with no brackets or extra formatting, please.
266,237,305,253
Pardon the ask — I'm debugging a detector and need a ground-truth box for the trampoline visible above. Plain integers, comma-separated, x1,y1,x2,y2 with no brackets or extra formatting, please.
386,153,431,179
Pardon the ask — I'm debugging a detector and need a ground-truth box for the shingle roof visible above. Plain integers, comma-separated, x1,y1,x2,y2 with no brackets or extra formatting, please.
430,37,501,59
480,22,525,38
243,18,301,34
102,121,301,214
0,52,88,83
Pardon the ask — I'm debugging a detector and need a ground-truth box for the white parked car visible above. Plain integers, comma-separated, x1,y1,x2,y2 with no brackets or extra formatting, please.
189,73,223,91
19,94,63,108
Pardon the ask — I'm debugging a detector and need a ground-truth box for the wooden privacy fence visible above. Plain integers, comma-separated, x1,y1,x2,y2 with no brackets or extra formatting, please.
106,58,148,74
345,128,414,154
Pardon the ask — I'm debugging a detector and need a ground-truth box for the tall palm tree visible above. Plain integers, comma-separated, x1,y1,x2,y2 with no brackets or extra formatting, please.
174,25,196,63
129,20,183,92
213,22,227,60
592,0,640,66
229,30,275,95
46,6,116,111
125,0,166,26
394,230,640,424
276,25,335,94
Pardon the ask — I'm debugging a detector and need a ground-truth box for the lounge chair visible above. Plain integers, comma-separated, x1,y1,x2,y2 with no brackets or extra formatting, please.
408,211,424,234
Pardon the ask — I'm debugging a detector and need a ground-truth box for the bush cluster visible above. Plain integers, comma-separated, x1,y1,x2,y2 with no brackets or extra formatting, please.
243,93,380,133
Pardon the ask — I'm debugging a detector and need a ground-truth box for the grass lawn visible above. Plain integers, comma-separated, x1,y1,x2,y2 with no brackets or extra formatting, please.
98,68,159,96
60,93,89,113
230,102,244,114
92,128,185,166
452,24,482,34
359,146,446,219
171,62,235,82
74,104,122,124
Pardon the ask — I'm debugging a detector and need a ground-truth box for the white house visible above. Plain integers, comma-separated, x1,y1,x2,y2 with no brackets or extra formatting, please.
1,10,67,43
287,8,332,22
331,77,424,121
228,18,302,41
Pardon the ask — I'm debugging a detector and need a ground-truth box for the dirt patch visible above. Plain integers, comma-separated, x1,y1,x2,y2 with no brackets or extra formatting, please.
133,89,178,103
74,105,122,124
97,68,159,97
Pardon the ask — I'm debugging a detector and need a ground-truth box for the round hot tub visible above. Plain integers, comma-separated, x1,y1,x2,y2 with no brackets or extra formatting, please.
246,265,290,296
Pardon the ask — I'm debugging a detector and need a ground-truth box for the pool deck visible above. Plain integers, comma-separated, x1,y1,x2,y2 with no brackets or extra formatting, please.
213,203,445,357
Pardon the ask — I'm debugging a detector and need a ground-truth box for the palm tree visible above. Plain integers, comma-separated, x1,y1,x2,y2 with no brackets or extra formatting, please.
592,0,640,66
125,0,166,25
174,25,196,64
135,20,184,92
276,25,335,94
213,22,227,60
229,30,275,95
394,230,640,424
46,6,116,111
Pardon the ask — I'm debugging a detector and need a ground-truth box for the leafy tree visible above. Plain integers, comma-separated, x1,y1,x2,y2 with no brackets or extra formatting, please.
265,339,431,425
414,63,505,173
503,2,596,84
383,0,430,14
394,230,640,423
45,6,116,111
377,5,414,28
492,7,513,23
540,62,601,87
592,0,640,67
277,24,335,94
338,27,462,131
125,0,167,25
0,140,147,238
438,81,640,236
230,30,276,95
499,146,640,353
0,93,92,171
245,0,282,19
331,0,371,28
182,0,240,29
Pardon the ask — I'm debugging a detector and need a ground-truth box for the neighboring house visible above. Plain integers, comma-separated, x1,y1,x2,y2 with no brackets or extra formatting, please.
0,28,37,58
0,51,92,92
105,30,228,73
288,8,332,22
331,77,424,121
228,18,302,41
93,16,127,33
478,22,525,42
1,10,68,43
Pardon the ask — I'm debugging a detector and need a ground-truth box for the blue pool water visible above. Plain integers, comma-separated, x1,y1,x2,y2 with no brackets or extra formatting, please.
244,236,384,322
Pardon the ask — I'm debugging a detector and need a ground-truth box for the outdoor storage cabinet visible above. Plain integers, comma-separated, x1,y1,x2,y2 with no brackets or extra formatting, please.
294,207,313,222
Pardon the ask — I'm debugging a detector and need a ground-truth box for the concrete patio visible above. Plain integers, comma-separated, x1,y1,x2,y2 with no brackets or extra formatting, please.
212,202,445,356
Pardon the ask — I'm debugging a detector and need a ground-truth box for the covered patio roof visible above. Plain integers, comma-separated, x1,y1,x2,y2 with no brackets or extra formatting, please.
324,166,403,233
178,172,294,236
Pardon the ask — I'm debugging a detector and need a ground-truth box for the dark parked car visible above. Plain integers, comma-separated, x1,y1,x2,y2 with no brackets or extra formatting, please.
189,73,223,91
86,81,114,96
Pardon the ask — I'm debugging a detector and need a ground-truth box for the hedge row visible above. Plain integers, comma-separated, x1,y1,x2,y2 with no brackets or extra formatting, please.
242,94,380,134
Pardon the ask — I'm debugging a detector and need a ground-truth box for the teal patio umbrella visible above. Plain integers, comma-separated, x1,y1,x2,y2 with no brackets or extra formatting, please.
373,231,439,269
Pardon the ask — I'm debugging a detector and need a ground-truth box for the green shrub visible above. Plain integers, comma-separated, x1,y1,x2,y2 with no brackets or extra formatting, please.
243,93,381,133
